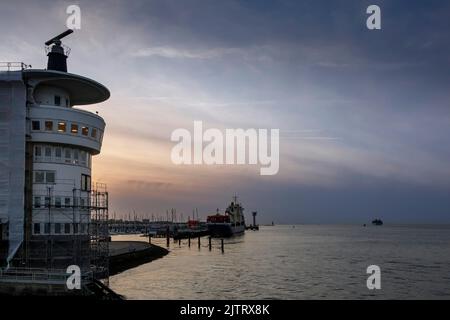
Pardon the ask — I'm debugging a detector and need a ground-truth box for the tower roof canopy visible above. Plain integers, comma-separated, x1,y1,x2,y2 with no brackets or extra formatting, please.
23,69,110,105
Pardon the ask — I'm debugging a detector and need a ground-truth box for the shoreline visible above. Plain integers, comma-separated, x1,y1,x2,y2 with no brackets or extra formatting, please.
109,241,169,277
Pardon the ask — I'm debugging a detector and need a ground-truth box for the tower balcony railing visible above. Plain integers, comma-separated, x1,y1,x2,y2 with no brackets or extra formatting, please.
0,267,93,285
0,62,32,71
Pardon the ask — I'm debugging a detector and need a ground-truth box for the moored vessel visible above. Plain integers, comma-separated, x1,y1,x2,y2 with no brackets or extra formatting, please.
207,196,245,237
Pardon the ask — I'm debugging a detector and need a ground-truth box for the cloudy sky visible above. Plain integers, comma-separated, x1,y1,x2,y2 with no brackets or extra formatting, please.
2,0,450,223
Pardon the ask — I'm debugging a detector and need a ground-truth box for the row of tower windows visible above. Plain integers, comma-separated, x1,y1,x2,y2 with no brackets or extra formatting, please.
33,195,91,209
31,119,103,141
33,170,91,191
34,145,91,168
33,222,89,236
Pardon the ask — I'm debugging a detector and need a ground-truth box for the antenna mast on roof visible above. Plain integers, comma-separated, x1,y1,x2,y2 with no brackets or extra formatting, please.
45,29,74,72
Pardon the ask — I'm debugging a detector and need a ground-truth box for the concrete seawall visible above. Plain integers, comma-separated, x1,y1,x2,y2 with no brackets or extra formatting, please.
109,241,169,276
0,241,167,296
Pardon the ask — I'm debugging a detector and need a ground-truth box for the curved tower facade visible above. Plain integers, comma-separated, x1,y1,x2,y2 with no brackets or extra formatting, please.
0,32,110,283
23,69,109,270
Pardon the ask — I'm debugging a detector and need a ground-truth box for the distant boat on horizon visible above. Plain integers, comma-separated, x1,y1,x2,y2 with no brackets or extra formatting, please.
372,219,383,226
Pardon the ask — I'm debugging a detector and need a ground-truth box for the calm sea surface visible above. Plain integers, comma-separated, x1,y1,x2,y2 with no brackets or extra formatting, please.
109,225,450,299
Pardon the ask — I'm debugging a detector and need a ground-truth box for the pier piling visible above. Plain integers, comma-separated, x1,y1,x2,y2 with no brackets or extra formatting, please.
166,226,170,247
188,236,191,247
198,236,201,249
221,239,224,253
208,237,212,251
178,238,181,246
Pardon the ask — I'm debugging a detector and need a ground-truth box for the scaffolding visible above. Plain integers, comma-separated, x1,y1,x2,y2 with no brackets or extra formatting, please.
5,182,110,289
90,183,109,285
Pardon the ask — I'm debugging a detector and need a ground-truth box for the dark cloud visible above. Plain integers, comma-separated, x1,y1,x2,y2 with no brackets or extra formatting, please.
3,0,450,222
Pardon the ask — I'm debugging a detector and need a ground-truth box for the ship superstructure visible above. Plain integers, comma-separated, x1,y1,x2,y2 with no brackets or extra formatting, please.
207,196,246,237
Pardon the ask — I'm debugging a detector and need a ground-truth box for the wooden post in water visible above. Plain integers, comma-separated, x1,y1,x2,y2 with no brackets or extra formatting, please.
198,236,201,249
166,225,170,247
221,239,224,253
208,237,212,251
178,238,181,246
188,235,191,247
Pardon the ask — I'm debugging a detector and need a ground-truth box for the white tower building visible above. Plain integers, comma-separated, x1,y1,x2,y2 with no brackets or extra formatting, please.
0,30,110,278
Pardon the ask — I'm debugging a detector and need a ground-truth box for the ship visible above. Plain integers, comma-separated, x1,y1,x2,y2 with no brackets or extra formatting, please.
173,218,209,240
207,196,245,237
372,219,383,226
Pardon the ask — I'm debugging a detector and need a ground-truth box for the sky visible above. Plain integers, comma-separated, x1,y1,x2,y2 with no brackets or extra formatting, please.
1,0,450,223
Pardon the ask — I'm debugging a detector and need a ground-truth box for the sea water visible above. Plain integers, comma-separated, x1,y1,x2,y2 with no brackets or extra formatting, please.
109,224,450,299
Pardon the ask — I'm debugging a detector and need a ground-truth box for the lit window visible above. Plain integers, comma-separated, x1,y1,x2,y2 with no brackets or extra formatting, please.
34,146,41,157
34,171,45,183
71,124,78,134
45,121,53,131
81,126,89,136
45,146,52,157
64,223,71,234
91,128,97,139
55,147,62,158
58,122,66,132
34,223,41,235
34,197,41,208
32,121,40,131
54,95,61,106
46,171,55,184
55,223,61,234
55,197,61,208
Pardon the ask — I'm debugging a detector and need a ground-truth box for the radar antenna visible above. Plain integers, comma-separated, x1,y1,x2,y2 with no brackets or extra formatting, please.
45,29,74,46
45,29,74,72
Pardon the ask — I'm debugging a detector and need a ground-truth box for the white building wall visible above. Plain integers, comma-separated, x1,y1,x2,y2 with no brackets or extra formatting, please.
33,85,70,107
0,71,26,263
29,104,105,153
29,83,104,238
32,161,91,226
